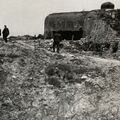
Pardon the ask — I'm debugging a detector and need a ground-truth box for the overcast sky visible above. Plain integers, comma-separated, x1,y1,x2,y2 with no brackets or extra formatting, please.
0,0,120,36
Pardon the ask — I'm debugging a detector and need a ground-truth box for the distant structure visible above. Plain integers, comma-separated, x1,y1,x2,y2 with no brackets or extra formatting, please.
44,12,88,40
101,2,115,10
44,2,120,42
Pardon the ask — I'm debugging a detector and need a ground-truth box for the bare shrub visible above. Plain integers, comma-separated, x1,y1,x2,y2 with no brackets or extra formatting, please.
46,76,61,88
45,64,57,76
57,63,71,72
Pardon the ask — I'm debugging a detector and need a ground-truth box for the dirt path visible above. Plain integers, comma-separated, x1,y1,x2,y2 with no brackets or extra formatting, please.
60,51,120,66
16,40,34,50
88,55,120,65
7,39,120,67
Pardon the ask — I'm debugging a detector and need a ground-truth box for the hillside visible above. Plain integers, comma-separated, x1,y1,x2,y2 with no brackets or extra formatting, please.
83,9,120,43
0,38,120,120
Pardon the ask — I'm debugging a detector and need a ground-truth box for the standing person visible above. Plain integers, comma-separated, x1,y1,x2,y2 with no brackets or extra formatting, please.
53,32,62,53
0,29,1,36
2,25,9,43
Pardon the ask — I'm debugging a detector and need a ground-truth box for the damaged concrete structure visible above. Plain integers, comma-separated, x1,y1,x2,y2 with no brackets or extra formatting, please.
44,2,120,42
44,11,88,40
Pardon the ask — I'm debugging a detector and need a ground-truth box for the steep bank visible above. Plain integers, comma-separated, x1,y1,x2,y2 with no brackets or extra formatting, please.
84,10,120,43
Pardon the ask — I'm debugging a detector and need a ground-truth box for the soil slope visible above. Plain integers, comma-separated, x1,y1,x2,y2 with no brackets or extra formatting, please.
0,39,120,120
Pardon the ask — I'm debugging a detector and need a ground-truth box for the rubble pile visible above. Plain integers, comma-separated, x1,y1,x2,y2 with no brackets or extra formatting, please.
0,38,120,120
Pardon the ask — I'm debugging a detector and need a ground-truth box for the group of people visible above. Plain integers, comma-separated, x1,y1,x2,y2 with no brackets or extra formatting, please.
0,25,10,43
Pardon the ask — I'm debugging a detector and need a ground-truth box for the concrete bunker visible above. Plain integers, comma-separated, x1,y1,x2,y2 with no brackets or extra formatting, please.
44,12,87,40
52,28,83,40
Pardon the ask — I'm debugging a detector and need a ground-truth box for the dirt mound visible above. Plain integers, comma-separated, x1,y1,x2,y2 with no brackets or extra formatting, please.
33,39,120,120
0,39,120,120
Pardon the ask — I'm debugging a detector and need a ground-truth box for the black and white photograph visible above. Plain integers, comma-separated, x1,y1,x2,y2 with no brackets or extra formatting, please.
0,0,120,119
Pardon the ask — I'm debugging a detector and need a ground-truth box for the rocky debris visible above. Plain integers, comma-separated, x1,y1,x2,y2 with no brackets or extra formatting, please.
33,39,120,120
0,41,35,120
0,39,120,120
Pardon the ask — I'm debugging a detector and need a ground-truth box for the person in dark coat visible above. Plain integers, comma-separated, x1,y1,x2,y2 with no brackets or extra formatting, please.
2,25,10,43
53,32,62,53
0,29,1,36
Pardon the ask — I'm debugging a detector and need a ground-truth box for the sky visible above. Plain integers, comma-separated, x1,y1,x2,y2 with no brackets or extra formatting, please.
0,0,120,36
